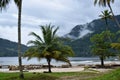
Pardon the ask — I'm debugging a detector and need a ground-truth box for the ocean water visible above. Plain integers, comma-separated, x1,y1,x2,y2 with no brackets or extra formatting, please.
0,57,119,66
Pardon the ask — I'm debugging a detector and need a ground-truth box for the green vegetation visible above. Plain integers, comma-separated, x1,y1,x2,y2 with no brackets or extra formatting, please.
89,68,120,80
90,30,115,67
0,68,120,80
0,0,120,79
0,38,28,57
0,72,58,80
63,15,120,57
24,24,74,73
99,9,112,30
0,72,100,80
111,31,120,58
94,0,120,28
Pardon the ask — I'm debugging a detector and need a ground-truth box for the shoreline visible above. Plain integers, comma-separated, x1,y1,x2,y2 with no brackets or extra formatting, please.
1,61,120,73
0,57,119,66
0,66,112,73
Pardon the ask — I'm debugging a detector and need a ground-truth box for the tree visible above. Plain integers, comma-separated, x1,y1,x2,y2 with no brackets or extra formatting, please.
111,43,120,50
24,24,74,73
90,30,114,67
94,0,120,28
111,43,120,58
0,0,24,78
111,31,120,58
99,10,112,30
99,10,112,42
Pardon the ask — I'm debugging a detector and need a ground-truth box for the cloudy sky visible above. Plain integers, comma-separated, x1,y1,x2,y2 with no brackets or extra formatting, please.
0,0,120,45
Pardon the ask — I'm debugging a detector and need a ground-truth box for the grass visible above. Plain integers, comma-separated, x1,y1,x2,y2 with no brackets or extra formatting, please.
0,72,58,80
0,72,98,80
0,68,120,80
89,68,120,80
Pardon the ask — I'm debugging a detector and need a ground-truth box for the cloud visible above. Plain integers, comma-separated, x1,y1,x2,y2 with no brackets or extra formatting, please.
0,0,120,44
0,25,42,45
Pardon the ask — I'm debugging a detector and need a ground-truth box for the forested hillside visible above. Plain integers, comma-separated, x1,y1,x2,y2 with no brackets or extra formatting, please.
63,15,120,57
0,38,28,57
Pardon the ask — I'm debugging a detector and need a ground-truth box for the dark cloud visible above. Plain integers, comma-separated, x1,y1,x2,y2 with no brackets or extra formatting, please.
0,0,120,44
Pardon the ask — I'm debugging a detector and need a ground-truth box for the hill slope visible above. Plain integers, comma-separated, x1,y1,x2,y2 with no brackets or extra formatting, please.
0,38,28,57
64,15,120,57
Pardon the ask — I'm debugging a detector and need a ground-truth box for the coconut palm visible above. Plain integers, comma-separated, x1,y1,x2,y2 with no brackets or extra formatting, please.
24,24,74,73
99,10,113,42
94,0,120,28
99,10,112,29
0,0,24,78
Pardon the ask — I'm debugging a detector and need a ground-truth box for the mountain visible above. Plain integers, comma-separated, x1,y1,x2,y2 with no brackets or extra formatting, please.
1,15,120,57
0,38,28,57
63,15,120,57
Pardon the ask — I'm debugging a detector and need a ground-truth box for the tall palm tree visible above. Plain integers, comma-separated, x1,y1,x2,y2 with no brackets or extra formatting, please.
24,24,74,73
99,10,112,42
0,0,24,79
99,10,112,30
94,0,120,28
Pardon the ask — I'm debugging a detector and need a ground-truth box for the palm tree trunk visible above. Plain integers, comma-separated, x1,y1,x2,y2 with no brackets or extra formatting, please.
47,58,52,73
105,20,112,42
18,0,24,79
108,3,120,28
105,18,108,30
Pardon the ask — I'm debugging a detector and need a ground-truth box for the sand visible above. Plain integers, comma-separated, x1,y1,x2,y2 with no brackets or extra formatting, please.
29,67,84,73
0,66,112,73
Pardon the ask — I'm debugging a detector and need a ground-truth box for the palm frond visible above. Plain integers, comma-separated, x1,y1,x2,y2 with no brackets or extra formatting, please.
29,32,44,43
14,0,19,8
24,47,44,60
27,40,41,46
94,0,114,7
94,0,98,6
53,27,59,38
0,0,10,11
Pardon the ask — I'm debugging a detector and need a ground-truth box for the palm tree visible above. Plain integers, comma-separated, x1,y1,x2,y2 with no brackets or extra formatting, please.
0,0,24,79
94,0,120,28
99,10,112,42
24,24,74,73
99,10,112,30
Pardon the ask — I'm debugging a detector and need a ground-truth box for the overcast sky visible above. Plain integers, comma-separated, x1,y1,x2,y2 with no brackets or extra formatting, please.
0,0,120,45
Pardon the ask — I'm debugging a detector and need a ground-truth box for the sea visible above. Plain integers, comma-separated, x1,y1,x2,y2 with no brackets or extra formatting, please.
0,57,119,66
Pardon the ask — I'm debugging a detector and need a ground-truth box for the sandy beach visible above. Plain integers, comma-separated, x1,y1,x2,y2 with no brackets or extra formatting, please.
0,66,112,73
28,67,112,73
0,60,119,73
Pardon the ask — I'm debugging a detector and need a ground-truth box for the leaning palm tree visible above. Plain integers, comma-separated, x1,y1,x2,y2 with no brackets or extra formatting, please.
0,0,24,78
24,24,74,73
94,0,120,28
99,10,112,30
